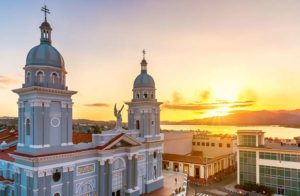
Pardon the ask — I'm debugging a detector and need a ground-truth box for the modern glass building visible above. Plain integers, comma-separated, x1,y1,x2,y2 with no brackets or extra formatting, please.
237,130,300,196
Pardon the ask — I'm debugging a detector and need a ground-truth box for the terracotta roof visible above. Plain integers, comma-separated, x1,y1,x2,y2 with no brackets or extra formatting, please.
0,176,14,182
0,145,16,162
72,133,92,144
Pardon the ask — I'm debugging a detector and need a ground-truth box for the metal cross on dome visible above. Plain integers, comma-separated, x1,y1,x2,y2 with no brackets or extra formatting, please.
143,49,146,59
41,5,50,21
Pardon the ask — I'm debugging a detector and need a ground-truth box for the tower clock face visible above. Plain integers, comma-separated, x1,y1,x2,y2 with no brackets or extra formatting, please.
50,117,60,127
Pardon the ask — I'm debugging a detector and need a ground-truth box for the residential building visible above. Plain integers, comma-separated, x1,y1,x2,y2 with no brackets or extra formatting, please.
163,132,236,182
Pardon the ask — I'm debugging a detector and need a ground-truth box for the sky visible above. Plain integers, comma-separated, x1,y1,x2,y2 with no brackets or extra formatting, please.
1,0,300,121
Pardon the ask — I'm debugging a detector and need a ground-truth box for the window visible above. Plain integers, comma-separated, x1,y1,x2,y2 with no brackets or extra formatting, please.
151,93,154,98
197,142,200,146
26,72,31,84
51,72,58,85
25,119,30,135
54,193,60,196
192,142,195,145
136,120,140,130
52,170,61,182
219,143,222,147
144,93,148,98
201,142,205,146
154,166,157,179
153,151,157,159
211,143,215,147
151,121,154,126
206,142,209,146
36,71,44,84
227,143,231,148
136,93,139,99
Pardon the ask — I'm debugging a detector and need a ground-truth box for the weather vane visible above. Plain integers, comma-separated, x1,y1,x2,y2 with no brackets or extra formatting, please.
143,49,146,59
41,5,50,21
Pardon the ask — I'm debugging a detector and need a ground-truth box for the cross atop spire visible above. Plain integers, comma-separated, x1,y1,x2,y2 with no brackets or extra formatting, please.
41,5,50,21
142,49,146,60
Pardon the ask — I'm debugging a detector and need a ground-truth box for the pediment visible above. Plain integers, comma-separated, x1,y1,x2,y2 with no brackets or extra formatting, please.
102,133,141,150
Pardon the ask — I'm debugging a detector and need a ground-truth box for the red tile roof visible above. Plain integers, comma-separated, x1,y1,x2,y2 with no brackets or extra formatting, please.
72,132,92,144
0,176,14,182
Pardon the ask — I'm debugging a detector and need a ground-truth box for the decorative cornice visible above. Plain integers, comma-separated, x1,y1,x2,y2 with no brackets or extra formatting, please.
12,86,77,96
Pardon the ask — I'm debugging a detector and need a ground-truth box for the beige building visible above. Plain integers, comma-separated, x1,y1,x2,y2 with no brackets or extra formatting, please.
163,132,237,182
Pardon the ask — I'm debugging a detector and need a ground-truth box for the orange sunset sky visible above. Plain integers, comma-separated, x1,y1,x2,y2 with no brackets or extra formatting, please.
1,1,300,121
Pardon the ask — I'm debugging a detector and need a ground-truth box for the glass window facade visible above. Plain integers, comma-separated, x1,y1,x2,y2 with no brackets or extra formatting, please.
239,135,256,146
259,152,300,163
260,165,300,195
239,151,256,184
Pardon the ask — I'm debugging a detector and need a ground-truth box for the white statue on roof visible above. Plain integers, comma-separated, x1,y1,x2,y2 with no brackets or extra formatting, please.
114,103,124,130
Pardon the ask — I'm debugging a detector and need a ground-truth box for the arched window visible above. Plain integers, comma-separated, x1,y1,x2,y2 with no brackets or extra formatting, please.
151,93,154,99
51,73,58,85
25,119,30,135
54,193,60,196
136,93,140,99
143,93,148,99
36,71,44,84
26,72,31,84
61,74,65,86
136,120,140,130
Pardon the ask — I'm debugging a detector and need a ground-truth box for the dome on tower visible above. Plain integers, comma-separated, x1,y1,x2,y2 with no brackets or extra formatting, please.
133,52,155,88
26,44,65,68
134,72,155,88
25,8,65,68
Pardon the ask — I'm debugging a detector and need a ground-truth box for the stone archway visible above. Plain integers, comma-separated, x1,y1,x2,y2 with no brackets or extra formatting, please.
76,178,96,196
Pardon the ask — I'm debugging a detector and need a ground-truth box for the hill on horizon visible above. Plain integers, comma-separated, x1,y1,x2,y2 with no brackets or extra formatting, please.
168,109,300,127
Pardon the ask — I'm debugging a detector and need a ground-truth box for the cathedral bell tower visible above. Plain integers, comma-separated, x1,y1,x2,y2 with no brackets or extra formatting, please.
126,50,162,141
13,6,77,155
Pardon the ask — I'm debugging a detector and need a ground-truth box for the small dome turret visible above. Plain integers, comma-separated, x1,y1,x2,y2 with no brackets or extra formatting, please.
133,50,155,89
25,5,64,68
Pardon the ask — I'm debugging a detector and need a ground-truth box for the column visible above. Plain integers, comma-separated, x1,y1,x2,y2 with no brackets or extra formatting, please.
127,155,132,190
157,152,162,177
37,171,46,196
98,160,105,196
133,155,138,189
62,167,69,196
148,152,153,180
256,151,259,184
237,151,240,184
26,171,33,196
107,159,113,195
15,169,21,196
45,169,52,196
43,105,50,146
69,166,74,196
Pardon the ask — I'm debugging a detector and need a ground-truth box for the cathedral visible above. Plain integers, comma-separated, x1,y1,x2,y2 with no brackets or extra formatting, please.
0,7,163,196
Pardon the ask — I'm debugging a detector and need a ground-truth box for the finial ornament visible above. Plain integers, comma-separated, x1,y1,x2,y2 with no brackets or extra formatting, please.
41,5,50,21
142,49,146,60
114,104,124,130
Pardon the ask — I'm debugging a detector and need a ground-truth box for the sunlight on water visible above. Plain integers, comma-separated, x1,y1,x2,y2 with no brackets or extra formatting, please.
161,125,300,139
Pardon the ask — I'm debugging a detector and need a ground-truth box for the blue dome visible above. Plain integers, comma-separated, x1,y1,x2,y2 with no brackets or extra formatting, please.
134,72,155,88
26,43,64,68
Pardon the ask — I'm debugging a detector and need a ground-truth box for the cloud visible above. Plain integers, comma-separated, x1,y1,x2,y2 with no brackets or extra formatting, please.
0,75,19,86
199,90,210,101
172,91,183,103
84,103,110,107
162,102,219,111
163,100,253,111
